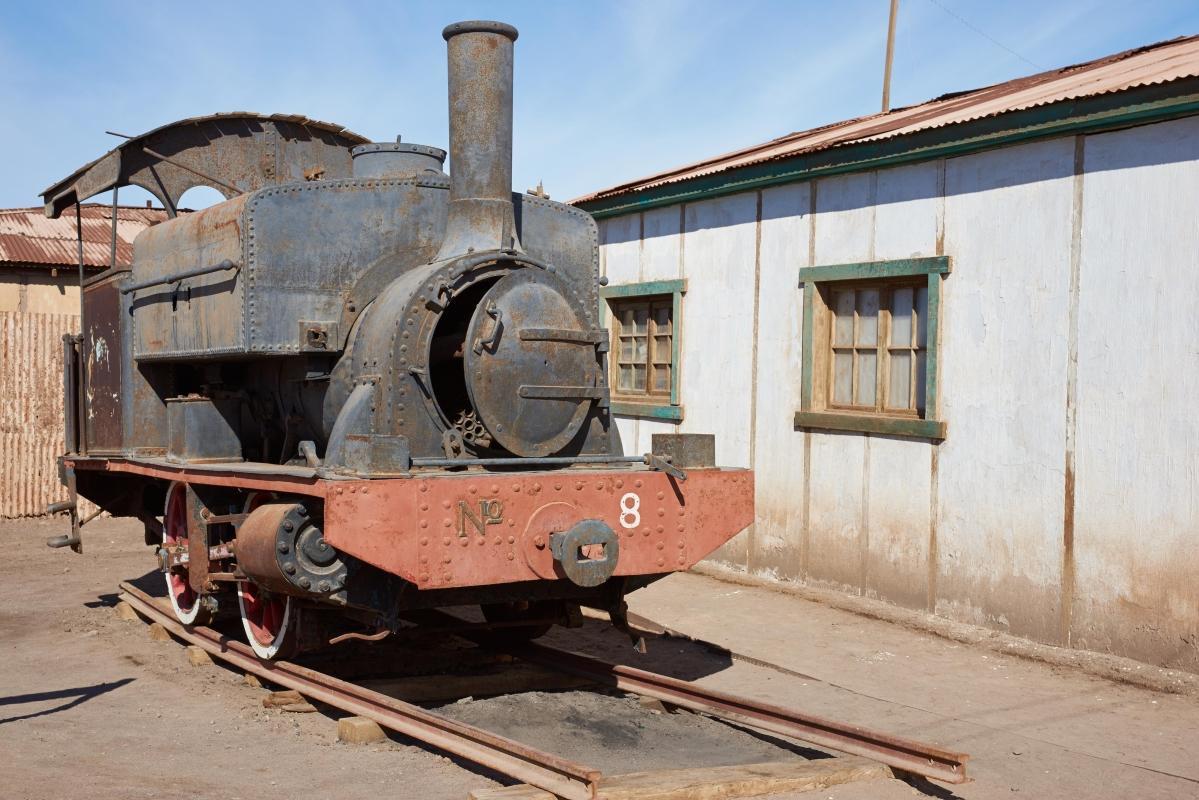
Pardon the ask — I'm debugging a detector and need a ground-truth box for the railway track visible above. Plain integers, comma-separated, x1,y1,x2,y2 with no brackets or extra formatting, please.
117,581,969,798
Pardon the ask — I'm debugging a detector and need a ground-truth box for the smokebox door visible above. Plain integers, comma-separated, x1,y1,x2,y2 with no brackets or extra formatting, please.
463,269,598,457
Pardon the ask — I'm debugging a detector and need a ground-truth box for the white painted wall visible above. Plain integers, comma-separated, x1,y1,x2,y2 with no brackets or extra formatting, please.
1070,116,1199,667
597,119,1199,671
937,138,1075,643
749,183,809,580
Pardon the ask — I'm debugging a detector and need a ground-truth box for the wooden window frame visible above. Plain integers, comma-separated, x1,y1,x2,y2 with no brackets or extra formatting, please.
796,257,949,440
600,279,685,421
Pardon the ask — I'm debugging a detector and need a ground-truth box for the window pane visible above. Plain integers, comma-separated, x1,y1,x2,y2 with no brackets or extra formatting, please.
833,291,854,346
652,335,671,364
833,351,853,405
631,306,649,335
631,364,647,391
857,289,879,346
856,350,877,406
890,288,913,346
633,336,647,361
915,350,927,412
618,365,635,391
652,364,670,393
653,305,672,334
889,351,912,409
916,286,929,347
619,337,635,362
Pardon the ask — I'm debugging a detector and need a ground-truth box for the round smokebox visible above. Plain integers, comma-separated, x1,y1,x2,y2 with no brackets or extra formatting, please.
351,139,447,179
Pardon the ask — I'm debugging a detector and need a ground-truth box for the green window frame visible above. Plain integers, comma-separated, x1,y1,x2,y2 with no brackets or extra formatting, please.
600,279,686,421
796,257,949,440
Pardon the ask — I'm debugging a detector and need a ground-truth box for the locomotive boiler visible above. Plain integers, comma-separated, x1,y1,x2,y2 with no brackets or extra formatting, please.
42,20,754,658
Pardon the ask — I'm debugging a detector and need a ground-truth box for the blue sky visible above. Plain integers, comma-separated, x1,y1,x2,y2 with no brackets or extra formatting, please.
1,1,1196,210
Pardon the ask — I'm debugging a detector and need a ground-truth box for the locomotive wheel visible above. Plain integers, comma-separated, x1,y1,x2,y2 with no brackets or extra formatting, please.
237,582,298,660
480,600,558,641
163,481,211,626
237,492,298,660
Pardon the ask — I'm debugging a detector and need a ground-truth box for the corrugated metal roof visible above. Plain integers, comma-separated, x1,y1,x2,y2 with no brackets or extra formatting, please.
573,33,1199,205
0,204,169,270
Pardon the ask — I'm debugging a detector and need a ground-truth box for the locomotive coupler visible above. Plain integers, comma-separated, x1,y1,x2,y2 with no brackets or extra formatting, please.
549,520,619,588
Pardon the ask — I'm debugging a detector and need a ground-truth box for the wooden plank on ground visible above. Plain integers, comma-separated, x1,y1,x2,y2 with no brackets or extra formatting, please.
469,756,891,800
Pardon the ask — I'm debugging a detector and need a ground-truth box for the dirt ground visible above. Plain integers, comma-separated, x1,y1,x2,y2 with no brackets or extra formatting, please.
2,516,1198,800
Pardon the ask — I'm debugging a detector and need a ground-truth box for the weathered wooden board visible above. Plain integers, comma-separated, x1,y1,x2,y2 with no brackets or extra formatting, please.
469,756,891,800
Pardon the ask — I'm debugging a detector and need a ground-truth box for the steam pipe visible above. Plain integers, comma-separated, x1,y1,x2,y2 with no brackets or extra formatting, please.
435,20,522,261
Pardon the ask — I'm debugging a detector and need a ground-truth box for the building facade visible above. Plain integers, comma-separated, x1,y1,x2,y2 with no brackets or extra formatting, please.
0,203,166,517
576,37,1199,671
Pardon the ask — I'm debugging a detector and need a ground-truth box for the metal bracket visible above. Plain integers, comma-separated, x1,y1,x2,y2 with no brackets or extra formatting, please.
45,465,82,552
299,321,338,352
645,453,687,482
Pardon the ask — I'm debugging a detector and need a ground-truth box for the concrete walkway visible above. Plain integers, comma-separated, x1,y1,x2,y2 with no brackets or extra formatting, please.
623,572,1199,799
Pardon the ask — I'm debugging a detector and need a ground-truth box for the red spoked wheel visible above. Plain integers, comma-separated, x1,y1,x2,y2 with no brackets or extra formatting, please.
163,481,210,625
237,492,298,660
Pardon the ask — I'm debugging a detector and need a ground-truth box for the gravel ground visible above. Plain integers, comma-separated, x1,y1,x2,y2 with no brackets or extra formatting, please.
5,515,1198,799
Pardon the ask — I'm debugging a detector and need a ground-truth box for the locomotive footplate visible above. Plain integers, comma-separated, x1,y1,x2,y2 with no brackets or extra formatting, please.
61,456,753,591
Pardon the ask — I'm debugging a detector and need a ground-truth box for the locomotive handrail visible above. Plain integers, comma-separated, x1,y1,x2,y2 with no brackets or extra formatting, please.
121,259,240,294
410,452,686,480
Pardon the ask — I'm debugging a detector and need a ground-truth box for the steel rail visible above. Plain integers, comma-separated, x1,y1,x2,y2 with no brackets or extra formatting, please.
511,642,970,785
117,582,601,800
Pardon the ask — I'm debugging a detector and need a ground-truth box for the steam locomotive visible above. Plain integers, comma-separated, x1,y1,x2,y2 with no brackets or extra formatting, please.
42,20,754,658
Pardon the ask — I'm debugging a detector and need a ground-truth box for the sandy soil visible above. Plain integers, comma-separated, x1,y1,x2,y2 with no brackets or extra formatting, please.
3,515,1197,799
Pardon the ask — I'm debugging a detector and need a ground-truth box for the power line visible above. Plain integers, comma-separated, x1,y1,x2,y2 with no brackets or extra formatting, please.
926,0,1044,71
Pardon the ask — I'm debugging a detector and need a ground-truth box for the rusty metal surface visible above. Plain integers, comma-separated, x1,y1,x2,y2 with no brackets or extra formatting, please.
572,34,1199,204
116,580,602,800
236,502,294,593
183,483,211,595
463,269,600,456
62,456,324,497
81,272,124,453
166,396,243,463
0,311,78,517
238,501,346,597
62,452,753,591
322,467,755,590
513,641,970,785
351,140,446,179
41,114,368,219
127,176,453,361
436,21,521,260
0,204,166,270
128,195,248,359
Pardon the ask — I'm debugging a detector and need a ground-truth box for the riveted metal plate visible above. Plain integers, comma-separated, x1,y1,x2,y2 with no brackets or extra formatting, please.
322,467,754,590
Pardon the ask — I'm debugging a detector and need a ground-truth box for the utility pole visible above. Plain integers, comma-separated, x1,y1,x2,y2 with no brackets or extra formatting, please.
881,0,899,112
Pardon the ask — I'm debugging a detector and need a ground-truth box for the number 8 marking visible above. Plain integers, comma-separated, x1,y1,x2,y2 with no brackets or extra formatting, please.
618,492,641,529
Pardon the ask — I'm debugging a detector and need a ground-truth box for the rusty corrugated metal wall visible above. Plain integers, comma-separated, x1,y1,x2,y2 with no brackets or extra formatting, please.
0,310,76,517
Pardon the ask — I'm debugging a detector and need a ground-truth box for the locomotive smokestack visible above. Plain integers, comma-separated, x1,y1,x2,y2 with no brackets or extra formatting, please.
436,20,521,261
